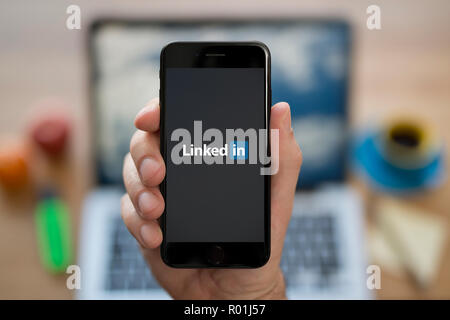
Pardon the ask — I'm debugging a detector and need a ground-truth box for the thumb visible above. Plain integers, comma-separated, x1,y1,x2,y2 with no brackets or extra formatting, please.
269,102,302,260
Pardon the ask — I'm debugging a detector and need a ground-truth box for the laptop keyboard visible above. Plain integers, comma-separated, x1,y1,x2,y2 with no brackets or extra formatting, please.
105,217,159,290
281,215,340,289
105,214,340,291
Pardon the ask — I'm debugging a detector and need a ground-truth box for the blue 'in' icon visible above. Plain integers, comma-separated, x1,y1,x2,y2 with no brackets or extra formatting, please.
229,141,248,160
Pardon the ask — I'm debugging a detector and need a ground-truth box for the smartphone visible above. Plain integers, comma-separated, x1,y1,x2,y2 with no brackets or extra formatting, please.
159,42,271,268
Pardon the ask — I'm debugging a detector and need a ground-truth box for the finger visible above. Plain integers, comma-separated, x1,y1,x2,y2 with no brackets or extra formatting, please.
269,102,302,259
121,194,163,249
135,98,160,132
130,130,165,187
123,153,165,220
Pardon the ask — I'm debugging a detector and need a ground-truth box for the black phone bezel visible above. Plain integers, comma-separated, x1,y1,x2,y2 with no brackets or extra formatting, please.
159,41,271,268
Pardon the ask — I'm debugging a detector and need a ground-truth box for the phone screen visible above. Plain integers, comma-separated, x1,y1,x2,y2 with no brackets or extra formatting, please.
164,67,266,243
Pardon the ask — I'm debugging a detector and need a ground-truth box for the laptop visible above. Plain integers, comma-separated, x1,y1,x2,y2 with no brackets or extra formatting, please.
78,19,370,300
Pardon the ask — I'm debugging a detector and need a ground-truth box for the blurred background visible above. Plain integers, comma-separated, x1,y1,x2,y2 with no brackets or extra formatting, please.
0,0,449,299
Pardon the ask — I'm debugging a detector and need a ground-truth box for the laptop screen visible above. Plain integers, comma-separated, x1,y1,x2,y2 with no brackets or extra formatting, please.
89,20,351,188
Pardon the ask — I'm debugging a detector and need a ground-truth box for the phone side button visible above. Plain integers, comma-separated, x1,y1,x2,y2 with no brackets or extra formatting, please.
207,245,224,265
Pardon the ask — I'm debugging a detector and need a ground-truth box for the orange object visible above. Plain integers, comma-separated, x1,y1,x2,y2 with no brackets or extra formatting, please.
0,142,30,190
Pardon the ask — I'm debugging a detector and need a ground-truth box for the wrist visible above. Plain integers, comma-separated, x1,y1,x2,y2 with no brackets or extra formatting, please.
258,269,287,300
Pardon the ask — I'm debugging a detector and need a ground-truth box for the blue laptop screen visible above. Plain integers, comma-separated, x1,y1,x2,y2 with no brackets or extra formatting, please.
90,21,351,188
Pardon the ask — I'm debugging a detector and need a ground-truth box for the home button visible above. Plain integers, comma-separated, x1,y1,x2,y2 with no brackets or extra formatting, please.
207,245,224,265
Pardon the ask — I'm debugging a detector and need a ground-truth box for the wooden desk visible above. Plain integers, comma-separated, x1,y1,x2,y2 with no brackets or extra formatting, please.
0,0,449,299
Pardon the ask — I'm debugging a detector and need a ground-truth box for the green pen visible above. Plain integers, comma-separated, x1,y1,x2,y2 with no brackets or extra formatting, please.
34,190,73,273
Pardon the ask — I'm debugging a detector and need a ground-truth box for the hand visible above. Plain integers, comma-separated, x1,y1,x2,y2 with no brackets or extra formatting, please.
121,98,302,299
